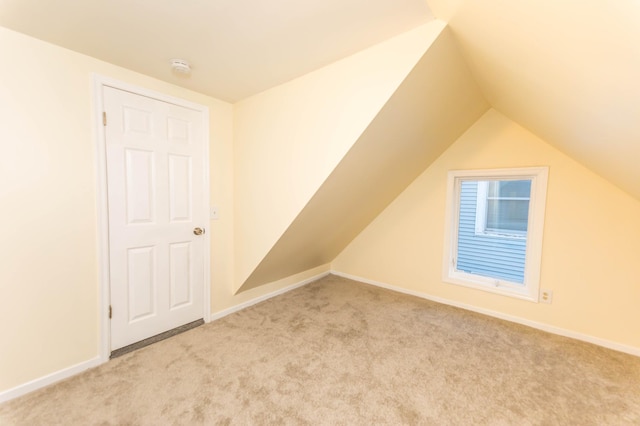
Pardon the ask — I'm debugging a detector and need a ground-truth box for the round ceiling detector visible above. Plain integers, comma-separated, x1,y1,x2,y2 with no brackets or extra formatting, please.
171,59,191,74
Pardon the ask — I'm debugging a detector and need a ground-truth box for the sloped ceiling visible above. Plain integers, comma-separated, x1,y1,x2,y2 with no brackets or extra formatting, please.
232,23,443,290
427,0,640,200
0,0,432,102
239,27,488,291
3,1,637,198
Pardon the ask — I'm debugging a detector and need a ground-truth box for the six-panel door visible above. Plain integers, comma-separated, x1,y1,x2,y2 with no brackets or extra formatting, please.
104,87,205,351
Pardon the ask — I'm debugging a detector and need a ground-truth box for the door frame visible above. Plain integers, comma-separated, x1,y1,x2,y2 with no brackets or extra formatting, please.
92,75,211,362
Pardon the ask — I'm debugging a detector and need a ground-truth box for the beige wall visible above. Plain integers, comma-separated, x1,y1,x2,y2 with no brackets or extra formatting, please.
333,109,640,351
238,26,488,291
0,25,300,394
4,15,638,399
0,20,451,396
232,21,445,290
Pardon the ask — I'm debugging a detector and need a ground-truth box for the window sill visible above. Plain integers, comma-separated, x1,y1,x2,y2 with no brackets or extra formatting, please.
444,271,539,302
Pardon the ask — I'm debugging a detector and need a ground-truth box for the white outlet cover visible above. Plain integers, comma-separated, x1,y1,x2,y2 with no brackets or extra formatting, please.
540,289,553,304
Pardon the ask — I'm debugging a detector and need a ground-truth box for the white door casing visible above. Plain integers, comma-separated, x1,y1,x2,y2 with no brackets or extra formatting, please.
98,82,209,352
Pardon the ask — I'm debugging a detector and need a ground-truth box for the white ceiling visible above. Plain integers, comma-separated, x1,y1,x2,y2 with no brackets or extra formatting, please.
0,0,433,102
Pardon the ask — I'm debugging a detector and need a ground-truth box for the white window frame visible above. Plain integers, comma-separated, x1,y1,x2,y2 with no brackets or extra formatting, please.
442,167,549,302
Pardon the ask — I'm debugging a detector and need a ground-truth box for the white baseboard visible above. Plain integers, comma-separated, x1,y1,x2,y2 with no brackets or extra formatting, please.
1,271,330,404
0,356,102,404
7,269,635,404
209,271,331,321
331,270,640,357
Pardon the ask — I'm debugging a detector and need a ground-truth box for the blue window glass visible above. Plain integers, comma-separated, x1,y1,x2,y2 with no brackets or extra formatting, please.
456,180,531,284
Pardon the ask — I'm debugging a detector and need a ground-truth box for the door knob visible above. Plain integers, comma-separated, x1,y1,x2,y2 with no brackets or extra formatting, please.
193,227,204,236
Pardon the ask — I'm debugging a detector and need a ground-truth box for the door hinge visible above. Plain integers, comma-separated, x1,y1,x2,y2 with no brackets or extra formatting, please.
102,111,107,126
109,305,112,319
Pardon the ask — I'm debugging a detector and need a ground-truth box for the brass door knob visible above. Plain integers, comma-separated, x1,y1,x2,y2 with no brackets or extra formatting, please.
193,227,204,236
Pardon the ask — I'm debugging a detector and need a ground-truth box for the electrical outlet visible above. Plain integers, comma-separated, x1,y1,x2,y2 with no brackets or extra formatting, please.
540,289,553,304
210,206,220,220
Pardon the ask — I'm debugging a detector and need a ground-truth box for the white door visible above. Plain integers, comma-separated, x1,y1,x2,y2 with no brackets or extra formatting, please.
103,86,207,351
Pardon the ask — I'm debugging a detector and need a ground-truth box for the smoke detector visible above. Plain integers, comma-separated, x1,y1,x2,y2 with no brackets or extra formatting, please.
171,59,191,74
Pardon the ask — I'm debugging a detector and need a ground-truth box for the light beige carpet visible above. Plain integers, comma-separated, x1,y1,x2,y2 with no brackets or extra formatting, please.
1,274,639,425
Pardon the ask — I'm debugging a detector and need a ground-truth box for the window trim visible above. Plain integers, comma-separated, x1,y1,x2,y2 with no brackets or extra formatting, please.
442,167,549,302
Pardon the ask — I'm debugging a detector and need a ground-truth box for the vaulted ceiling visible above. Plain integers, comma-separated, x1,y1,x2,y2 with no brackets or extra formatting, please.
2,1,636,201
2,1,639,290
428,0,640,200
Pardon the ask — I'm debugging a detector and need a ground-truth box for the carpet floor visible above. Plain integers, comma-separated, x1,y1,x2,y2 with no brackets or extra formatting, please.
1,274,639,425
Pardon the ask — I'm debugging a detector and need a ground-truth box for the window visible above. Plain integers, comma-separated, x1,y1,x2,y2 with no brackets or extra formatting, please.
443,167,548,301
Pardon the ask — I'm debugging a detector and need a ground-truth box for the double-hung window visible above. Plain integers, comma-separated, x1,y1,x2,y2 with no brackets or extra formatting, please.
443,167,548,301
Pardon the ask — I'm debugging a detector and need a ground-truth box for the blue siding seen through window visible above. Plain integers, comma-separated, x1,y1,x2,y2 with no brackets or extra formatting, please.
456,181,528,284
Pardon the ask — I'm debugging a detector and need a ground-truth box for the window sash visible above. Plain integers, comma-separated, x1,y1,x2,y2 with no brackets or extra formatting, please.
475,180,531,237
